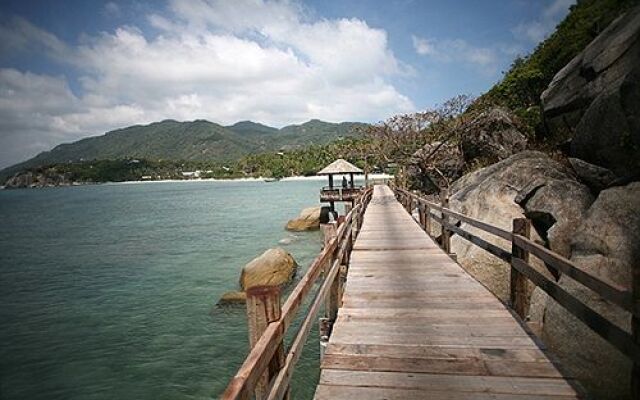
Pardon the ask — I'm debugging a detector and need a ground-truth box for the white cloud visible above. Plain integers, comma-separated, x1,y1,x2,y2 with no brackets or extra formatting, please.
412,35,500,74
0,0,414,168
103,2,121,17
513,0,575,43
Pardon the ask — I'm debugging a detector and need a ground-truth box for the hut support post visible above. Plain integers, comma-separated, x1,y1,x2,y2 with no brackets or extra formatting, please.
510,218,531,319
245,286,286,400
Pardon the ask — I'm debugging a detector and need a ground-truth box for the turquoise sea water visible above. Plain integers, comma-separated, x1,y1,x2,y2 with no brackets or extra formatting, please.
0,180,330,399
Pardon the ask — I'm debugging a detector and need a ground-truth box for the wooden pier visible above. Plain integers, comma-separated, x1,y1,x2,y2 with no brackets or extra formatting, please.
223,184,640,399
315,185,581,399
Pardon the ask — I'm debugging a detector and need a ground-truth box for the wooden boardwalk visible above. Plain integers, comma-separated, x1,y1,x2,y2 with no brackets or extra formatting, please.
314,185,581,399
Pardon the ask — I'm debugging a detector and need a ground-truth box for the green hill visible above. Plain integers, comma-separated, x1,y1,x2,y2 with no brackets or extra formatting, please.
1,119,364,181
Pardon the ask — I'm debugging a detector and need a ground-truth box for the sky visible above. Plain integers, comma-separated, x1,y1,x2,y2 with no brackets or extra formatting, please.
0,0,575,169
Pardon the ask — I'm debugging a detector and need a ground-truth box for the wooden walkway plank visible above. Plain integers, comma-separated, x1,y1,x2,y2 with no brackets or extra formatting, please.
313,185,581,399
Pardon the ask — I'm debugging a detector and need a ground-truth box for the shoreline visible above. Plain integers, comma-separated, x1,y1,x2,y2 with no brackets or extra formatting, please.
107,173,394,185
1,173,394,190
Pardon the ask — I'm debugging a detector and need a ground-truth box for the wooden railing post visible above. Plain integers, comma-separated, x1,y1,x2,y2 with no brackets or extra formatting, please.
510,218,531,319
440,188,451,253
425,203,431,236
245,286,285,400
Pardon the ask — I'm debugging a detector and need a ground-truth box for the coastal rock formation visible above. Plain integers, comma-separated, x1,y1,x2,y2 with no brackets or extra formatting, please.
407,107,526,193
240,247,298,290
407,141,464,193
448,152,592,307
5,170,74,189
459,107,527,163
285,206,322,231
217,291,246,305
541,5,640,176
542,182,640,400
517,178,594,258
569,157,617,193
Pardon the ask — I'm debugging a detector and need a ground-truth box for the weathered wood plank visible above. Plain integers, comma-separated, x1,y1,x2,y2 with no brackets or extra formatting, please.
324,343,549,362
315,385,581,400
321,353,565,378
319,370,578,396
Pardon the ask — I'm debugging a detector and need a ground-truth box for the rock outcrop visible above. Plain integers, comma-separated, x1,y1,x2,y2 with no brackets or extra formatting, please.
285,206,322,231
448,152,593,306
542,182,640,400
4,170,74,188
407,142,464,193
407,107,527,194
460,107,528,163
239,247,297,290
541,5,640,176
569,157,617,193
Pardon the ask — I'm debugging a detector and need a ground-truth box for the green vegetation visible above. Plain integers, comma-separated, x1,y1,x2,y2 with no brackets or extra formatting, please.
0,119,365,182
478,0,636,139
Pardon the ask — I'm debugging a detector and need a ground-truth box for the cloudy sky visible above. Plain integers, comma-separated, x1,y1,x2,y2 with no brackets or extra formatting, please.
0,0,574,169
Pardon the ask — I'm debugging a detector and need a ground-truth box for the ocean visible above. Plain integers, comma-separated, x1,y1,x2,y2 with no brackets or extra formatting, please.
0,180,333,399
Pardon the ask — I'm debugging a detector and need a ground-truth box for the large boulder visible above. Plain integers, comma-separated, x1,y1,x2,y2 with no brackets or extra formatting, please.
285,206,322,231
448,152,593,309
517,178,594,258
569,157,618,193
459,107,528,163
239,247,298,290
542,182,640,399
541,6,640,176
407,141,464,193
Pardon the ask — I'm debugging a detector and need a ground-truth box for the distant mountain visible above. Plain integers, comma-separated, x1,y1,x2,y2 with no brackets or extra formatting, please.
1,119,365,181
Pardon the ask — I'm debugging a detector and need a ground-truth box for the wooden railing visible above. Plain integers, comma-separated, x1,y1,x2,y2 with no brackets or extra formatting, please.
392,187,640,392
222,187,373,400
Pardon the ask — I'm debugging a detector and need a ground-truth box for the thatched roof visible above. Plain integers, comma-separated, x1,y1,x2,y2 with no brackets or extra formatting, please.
317,159,363,175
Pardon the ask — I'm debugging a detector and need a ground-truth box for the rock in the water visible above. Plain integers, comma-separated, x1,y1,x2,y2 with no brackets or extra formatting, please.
407,141,464,193
217,291,246,305
569,157,618,193
448,152,592,310
240,247,297,290
541,6,640,176
542,182,640,400
285,206,322,231
460,107,528,163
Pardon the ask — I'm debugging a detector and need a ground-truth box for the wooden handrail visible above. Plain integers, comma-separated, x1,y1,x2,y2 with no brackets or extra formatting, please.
392,186,640,366
222,187,373,400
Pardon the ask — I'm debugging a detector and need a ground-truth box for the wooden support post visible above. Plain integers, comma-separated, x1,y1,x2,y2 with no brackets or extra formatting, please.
338,264,348,307
510,218,531,320
440,188,451,253
328,264,340,323
418,204,425,226
245,286,285,400
425,204,431,236
633,257,640,399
